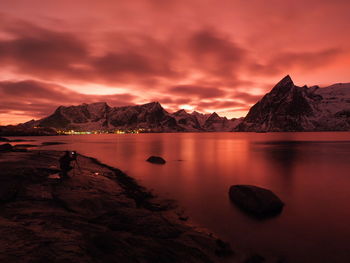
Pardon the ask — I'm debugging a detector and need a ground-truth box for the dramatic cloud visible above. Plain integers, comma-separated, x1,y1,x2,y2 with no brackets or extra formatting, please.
0,22,90,80
250,49,343,76
187,29,246,78
168,85,226,99
196,100,246,110
232,92,264,103
0,0,349,123
0,80,136,123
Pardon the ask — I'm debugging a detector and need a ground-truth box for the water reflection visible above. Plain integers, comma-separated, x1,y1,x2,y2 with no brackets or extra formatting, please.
13,133,350,263
252,141,301,190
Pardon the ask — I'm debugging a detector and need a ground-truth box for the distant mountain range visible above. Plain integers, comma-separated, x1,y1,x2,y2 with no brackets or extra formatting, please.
22,101,241,132
2,75,350,135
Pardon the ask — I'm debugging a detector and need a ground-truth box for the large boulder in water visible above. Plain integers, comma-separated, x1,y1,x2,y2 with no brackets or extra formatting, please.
0,143,13,152
229,185,284,218
146,156,166,164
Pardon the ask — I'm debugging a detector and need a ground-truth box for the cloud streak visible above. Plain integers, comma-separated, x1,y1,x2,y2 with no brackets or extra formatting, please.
0,80,136,119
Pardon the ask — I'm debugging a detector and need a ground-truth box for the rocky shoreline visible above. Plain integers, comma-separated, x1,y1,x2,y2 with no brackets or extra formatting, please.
0,149,261,263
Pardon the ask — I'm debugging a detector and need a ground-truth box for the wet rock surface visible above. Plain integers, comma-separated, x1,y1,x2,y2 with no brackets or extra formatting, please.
0,143,32,152
229,185,284,219
41,141,67,146
146,156,166,164
0,143,13,152
0,150,253,263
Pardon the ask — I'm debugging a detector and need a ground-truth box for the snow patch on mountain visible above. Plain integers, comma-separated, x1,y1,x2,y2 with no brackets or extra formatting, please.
236,76,350,131
27,102,240,132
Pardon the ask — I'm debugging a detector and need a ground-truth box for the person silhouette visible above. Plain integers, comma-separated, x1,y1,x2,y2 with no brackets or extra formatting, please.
59,151,74,179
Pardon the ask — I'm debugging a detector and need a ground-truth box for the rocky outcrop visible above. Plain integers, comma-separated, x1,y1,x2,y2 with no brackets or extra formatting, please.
236,75,350,132
229,185,284,218
146,156,166,164
41,141,67,146
0,143,13,152
0,143,31,152
0,150,237,262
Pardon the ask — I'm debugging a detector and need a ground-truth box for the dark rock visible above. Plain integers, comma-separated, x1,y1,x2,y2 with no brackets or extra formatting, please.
9,139,34,142
14,144,38,148
229,185,284,218
0,137,10,142
179,216,189,221
0,143,13,152
146,156,166,164
245,254,265,263
0,150,231,263
215,239,233,257
12,147,28,152
11,144,37,152
90,232,119,254
42,141,66,146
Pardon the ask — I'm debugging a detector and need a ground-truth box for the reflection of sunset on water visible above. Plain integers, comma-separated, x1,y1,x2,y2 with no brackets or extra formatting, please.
24,132,350,262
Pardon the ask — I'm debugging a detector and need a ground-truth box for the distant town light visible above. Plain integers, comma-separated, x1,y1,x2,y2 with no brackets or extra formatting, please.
56,128,147,135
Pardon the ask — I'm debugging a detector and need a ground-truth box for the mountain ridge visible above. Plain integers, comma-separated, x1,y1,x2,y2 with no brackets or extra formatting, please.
236,75,350,131
24,101,239,132
18,75,350,133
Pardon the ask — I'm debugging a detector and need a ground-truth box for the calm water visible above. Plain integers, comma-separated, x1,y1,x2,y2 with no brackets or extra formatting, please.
10,132,350,262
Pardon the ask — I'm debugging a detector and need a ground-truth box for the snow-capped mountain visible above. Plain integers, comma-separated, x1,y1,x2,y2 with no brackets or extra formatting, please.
23,75,350,133
236,75,350,131
172,109,202,131
191,111,211,126
27,102,239,132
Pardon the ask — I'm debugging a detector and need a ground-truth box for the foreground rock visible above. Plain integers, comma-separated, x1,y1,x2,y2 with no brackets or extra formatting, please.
0,143,13,152
41,141,67,146
146,156,166,164
0,137,34,143
0,150,255,263
0,143,31,152
229,185,284,219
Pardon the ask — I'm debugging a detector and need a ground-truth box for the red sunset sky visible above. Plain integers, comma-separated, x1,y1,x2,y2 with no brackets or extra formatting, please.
0,0,349,124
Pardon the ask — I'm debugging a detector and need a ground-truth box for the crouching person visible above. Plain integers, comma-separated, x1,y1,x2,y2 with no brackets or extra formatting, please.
59,151,75,179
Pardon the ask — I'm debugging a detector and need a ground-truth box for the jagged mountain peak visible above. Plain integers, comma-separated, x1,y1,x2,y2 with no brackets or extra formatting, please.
278,75,293,85
209,112,220,119
144,102,168,115
270,75,295,94
237,76,350,132
55,102,109,110
25,101,240,132
191,111,206,117
283,74,292,81
142,101,161,107
173,109,187,116
86,102,109,107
